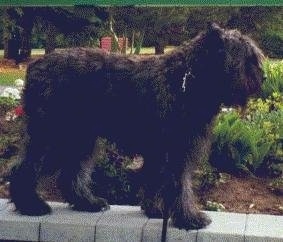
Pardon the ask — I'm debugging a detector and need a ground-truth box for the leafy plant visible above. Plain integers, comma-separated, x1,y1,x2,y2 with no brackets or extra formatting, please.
91,138,139,205
269,178,283,195
261,32,283,58
211,111,260,174
246,92,283,152
206,201,225,211
210,92,283,176
0,115,23,162
0,96,20,116
261,60,283,98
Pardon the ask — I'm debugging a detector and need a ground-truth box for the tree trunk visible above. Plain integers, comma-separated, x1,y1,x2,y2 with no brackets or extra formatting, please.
3,9,20,61
19,28,32,61
154,41,165,55
134,31,144,55
130,30,135,54
18,8,35,62
45,23,56,54
4,32,20,61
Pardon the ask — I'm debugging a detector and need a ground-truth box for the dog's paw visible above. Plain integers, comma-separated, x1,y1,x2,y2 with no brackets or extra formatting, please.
171,211,211,230
141,198,163,218
72,197,110,212
142,205,163,218
14,197,51,216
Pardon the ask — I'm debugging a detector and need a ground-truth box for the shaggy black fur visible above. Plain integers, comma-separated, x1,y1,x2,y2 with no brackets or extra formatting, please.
10,23,264,230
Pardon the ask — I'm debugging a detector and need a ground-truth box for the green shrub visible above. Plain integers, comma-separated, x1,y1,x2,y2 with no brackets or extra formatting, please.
246,92,283,146
211,111,262,175
269,177,283,195
210,92,283,176
246,93,283,176
0,117,23,163
261,60,283,98
0,95,23,168
0,96,20,116
261,32,283,58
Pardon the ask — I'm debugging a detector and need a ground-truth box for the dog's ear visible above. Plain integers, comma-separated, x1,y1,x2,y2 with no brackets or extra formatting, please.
205,22,223,45
207,22,222,35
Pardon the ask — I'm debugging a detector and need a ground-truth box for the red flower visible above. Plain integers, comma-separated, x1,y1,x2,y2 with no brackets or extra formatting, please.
14,105,24,116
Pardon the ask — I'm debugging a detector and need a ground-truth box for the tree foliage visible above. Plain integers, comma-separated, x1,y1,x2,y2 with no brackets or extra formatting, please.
0,6,282,59
111,7,190,54
1,6,105,61
185,6,283,57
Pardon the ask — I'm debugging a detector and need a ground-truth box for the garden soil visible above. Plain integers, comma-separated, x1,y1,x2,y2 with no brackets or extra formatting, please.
197,175,283,215
0,168,282,215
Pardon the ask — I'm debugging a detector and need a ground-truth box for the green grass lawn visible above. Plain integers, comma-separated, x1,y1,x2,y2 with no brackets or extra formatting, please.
0,47,175,58
0,69,25,86
0,49,45,57
129,46,175,54
0,49,44,86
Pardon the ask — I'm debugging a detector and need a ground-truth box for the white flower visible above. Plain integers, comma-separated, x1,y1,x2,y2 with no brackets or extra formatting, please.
15,79,25,90
0,87,21,100
221,107,234,112
5,111,17,121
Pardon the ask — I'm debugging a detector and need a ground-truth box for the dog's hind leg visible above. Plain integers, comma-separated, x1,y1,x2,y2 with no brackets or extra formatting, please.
141,189,164,218
10,138,51,215
57,140,109,212
58,160,109,212
140,152,168,218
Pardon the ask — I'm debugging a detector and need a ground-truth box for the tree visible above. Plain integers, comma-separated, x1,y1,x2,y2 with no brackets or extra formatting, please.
37,7,94,53
1,7,21,61
226,7,283,57
1,7,37,62
111,7,190,55
186,7,234,38
140,6,283,56
45,21,57,54
2,6,106,61
110,7,147,54
185,6,283,57
145,7,190,54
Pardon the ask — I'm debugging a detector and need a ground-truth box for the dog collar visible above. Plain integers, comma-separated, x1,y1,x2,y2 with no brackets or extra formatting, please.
182,70,195,92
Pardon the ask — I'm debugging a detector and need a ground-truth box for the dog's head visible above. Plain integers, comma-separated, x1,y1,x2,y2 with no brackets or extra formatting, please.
210,23,264,106
186,23,264,108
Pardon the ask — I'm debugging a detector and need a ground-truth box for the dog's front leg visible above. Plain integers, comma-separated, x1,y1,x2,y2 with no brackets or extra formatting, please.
170,137,212,230
171,163,211,230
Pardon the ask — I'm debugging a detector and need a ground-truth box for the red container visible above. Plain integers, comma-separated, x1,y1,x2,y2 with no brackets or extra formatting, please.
100,37,112,51
100,37,128,52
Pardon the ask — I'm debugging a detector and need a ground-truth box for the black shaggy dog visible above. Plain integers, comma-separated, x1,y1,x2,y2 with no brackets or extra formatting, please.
10,24,264,230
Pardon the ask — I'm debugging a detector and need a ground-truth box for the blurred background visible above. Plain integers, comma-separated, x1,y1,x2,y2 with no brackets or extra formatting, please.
0,6,282,61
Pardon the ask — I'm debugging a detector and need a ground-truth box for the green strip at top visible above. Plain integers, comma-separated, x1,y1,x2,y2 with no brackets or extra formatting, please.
0,0,282,6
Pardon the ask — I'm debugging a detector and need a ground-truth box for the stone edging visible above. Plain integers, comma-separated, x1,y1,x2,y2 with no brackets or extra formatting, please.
0,198,282,241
